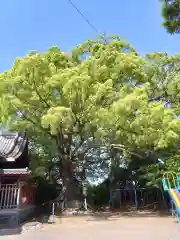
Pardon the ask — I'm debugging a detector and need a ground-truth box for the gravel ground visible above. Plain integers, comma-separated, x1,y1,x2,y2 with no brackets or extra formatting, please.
0,214,180,240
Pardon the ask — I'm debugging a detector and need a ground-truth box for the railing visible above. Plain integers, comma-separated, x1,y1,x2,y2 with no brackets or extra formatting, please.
163,172,180,190
0,184,20,209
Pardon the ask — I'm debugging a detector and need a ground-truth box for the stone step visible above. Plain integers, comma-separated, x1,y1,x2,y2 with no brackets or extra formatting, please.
0,213,19,229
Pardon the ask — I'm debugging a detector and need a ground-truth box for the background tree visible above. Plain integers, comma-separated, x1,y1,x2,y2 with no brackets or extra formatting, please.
161,0,180,33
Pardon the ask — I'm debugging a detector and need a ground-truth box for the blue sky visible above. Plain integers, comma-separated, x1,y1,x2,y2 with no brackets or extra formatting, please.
0,0,179,72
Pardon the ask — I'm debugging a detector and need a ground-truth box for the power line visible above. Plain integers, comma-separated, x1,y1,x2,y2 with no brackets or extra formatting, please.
67,0,99,34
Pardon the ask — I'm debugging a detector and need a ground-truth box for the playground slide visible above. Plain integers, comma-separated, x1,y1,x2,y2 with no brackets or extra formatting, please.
162,173,180,224
169,188,180,215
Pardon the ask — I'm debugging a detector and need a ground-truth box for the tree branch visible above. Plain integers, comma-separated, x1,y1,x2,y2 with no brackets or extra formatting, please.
31,68,51,108
10,101,53,138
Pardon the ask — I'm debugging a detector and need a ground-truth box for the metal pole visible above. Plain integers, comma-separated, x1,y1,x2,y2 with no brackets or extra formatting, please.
52,202,55,224
134,188,138,210
171,200,174,217
109,190,112,208
119,189,122,208
84,197,87,211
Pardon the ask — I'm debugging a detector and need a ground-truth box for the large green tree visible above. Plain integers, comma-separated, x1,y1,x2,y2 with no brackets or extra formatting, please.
0,36,179,206
161,0,180,33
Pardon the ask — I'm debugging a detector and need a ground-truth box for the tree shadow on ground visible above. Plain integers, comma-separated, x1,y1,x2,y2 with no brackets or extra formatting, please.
86,210,171,222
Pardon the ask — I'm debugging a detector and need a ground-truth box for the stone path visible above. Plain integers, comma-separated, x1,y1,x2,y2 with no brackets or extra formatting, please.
0,215,180,239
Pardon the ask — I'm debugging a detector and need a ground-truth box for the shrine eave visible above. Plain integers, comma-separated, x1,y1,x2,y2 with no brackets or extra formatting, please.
0,168,31,176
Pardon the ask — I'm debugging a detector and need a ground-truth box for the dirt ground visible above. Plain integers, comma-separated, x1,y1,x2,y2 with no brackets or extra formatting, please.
1,214,180,240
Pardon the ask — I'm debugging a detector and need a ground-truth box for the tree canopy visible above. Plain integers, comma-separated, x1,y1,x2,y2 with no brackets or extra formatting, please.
0,35,179,205
161,0,180,34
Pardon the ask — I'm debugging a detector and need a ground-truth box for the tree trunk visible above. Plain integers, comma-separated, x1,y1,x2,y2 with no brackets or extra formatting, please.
56,134,84,210
62,159,84,209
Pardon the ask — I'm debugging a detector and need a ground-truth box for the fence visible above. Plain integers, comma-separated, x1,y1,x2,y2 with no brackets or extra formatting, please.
0,184,20,209
110,188,164,209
